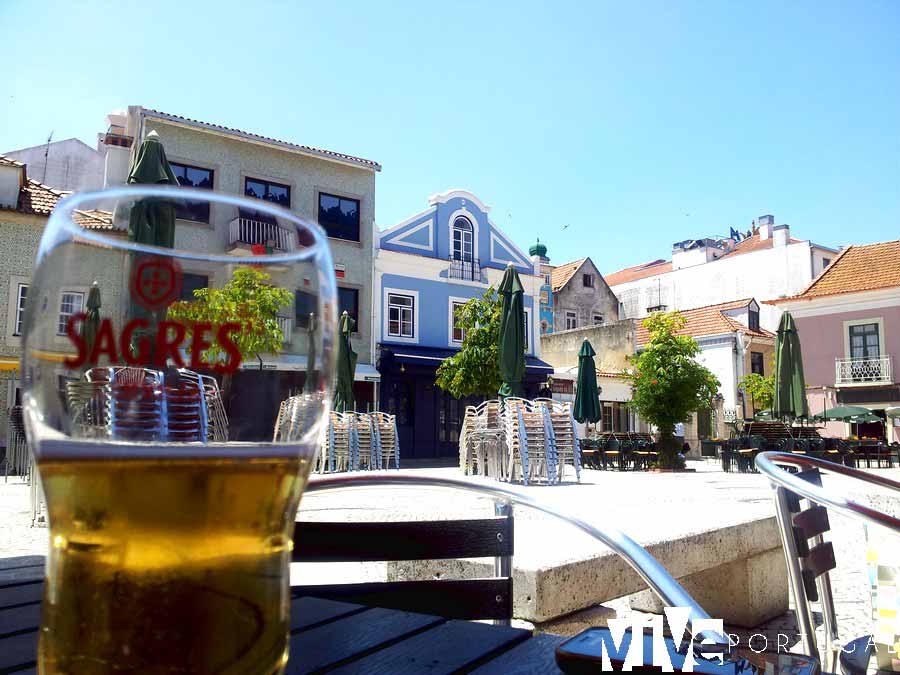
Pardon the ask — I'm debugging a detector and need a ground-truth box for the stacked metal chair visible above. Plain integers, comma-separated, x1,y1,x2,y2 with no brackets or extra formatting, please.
322,411,355,472
502,398,556,485
199,374,228,442
105,367,167,442
4,406,29,478
353,413,379,470
65,379,111,438
164,370,208,443
534,398,580,482
372,411,400,469
459,400,503,477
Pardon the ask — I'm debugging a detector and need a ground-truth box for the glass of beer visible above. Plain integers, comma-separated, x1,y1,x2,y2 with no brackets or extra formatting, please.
21,185,336,674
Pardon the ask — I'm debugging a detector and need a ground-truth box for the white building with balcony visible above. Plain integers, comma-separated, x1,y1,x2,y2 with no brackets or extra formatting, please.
773,239,900,443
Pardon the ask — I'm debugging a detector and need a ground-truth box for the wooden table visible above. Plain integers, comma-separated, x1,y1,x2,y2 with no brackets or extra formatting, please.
0,555,567,674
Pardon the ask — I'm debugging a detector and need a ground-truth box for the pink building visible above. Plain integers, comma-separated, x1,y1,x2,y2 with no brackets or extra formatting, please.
773,240,900,442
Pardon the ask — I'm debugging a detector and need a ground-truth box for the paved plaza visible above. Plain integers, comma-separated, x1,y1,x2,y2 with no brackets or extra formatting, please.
2,460,895,665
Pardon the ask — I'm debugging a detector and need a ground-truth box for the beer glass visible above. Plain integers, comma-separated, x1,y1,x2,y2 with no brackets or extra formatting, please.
21,185,336,674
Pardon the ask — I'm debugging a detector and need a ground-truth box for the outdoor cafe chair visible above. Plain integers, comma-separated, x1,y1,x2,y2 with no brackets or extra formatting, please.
601,435,621,470
293,473,722,638
371,411,400,470
756,452,900,675
534,398,580,482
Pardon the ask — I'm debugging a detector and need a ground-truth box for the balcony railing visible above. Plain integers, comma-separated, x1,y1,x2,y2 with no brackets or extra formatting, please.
275,316,293,344
228,217,296,252
448,256,480,282
835,355,893,386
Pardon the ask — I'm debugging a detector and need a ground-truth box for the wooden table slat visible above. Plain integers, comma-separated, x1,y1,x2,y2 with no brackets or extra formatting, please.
325,619,531,675
470,632,568,674
0,630,37,672
0,567,44,587
290,596,366,632
0,557,44,573
0,581,42,610
0,604,41,638
286,607,444,674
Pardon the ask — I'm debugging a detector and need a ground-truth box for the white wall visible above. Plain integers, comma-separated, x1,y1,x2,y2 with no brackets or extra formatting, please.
696,337,739,408
0,166,20,209
5,139,104,192
612,240,819,331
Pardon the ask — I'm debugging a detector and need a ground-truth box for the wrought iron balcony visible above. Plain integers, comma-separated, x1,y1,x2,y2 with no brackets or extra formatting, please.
448,256,480,282
835,355,893,386
228,217,296,253
275,316,293,344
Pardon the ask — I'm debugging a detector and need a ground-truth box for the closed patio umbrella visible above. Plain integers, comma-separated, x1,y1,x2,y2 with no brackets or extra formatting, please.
127,130,179,248
497,264,526,399
573,339,601,425
333,311,357,412
81,282,101,366
773,312,809,420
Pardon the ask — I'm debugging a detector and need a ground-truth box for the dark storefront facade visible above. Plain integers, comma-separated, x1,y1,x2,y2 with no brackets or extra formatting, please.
378,346,553,461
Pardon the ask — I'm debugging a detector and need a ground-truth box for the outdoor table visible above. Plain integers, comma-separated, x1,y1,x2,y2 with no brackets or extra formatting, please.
0,555,567,674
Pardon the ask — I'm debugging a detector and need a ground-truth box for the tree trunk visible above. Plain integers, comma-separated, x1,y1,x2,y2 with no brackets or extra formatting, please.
656,430,682,469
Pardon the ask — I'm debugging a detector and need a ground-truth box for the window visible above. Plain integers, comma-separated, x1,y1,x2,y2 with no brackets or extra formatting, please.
388,293,414,338
295,290,316,329
565,311,577,330
13,284,27,336
338,287,359,330
849,323,880,359
452,216,474,262
748,308,760,332
822,258,831,269
181,273,208,301
170,162,213,222
602,404,613,432
243,177,290,223
593,314,604,326
57,292,84,335
582,273,593,288
451,301,466,343
319,192,360,242
750,351,765,376
697,409,713,440
544,273,551,285
523,312,530,352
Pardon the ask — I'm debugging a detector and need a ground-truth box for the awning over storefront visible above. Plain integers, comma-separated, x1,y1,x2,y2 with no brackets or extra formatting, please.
0,357,19,372
386,345,553,373
240,355,380,382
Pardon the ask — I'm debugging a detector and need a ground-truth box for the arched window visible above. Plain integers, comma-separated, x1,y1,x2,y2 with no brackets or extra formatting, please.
452,216,473,262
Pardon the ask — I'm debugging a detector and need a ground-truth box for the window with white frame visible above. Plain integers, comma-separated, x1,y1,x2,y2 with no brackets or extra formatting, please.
388,293,415,338
523,311,530,352
593,313,604,326
57,292,84,335
13,284,28,336
565,311,577,330
451,301,466,343
452,216,473,262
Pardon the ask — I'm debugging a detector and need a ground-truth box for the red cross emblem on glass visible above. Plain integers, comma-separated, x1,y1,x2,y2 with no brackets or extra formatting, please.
131,255,183,311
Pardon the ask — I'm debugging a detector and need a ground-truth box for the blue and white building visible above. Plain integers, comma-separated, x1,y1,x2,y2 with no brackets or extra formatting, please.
375,189,554,460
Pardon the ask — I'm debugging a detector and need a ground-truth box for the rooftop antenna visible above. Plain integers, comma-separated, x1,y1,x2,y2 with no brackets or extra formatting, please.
42,131,53,184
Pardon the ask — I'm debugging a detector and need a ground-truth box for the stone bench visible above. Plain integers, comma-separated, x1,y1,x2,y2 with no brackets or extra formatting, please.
387,514,787,629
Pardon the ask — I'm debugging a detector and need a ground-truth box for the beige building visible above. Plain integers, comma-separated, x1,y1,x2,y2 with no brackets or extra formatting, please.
546,257,621,333
103,107,382,408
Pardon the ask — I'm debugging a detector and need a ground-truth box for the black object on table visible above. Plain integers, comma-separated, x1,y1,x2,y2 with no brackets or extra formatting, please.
0,555,568,674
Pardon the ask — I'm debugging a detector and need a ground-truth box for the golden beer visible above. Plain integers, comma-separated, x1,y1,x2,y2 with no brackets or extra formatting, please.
37,453,310,675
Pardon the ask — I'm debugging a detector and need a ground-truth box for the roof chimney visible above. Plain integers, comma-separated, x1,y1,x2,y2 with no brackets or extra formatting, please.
757,215,774,240
773,224,790,247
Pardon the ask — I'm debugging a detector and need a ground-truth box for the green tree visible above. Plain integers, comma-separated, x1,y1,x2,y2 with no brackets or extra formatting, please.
167,266,292,371
436,288,502,398
738,372,775,412
626,312,720,469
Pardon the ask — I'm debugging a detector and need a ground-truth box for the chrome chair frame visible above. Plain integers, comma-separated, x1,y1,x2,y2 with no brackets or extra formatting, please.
756,451,900,673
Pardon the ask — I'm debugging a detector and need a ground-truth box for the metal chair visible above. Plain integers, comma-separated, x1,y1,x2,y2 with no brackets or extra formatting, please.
756,452,900,675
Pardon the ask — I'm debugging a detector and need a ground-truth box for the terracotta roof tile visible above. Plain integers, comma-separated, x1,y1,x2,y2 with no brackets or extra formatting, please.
778,240,900,301
605,259,672,286
0,155,24,168
635,298,774,345
550,258,587,291
144,109,382,171
73,209,118,231
18,179,67,215
719,232,803,259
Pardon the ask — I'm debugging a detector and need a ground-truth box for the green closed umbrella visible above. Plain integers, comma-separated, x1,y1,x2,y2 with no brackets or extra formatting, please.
497,265,526,399
821,405,872,421
333,311,357,412
305,313,319,394
573,339,601,425
773,312,809,420
127,131,179,248
81,282,101,366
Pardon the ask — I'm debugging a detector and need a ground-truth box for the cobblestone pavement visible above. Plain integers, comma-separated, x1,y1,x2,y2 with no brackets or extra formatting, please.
2,461,896,669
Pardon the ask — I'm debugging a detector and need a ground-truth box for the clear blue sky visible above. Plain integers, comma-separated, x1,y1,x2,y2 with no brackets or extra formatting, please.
2,1,897,273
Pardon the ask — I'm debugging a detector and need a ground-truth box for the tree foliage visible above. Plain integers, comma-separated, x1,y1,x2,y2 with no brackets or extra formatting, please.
167,266,292,369
739,372,775,411
436,288,502,398
626,312,720,468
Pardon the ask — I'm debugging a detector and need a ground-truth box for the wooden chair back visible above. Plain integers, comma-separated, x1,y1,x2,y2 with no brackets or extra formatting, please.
291,508,515,622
